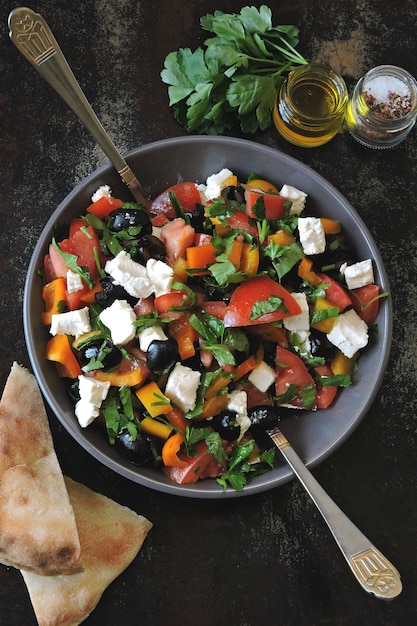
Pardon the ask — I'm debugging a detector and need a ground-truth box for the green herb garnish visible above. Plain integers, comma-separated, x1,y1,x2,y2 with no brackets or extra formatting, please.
161,5,307,134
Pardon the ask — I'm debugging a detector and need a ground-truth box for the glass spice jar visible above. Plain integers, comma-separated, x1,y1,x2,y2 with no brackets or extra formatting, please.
345,65,417,149
273,63,348,147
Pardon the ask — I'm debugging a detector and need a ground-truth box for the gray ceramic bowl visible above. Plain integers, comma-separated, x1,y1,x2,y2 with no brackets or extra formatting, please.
24,136,392,498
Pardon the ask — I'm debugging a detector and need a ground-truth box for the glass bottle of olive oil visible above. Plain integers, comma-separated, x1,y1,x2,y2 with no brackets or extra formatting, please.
274,64,348,147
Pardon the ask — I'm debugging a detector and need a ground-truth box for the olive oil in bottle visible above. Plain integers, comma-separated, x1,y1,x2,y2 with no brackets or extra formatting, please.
274,64,348,147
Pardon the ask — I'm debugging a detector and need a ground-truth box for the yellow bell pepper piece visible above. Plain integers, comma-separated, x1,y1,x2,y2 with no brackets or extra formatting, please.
136,381,173,417
140,416,172,440
240,243,259,275
311,297,338,333
331,349,358,376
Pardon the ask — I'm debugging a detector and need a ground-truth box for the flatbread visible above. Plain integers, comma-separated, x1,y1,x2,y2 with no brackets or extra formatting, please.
0,362,82,575
22,477,153,626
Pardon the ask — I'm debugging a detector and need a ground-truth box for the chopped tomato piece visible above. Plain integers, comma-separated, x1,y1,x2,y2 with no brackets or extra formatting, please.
314,364,338,409
350,283,381,326
48,239,72,280
69,218,102,281
149,182,201,219
245,188,287,221
154,291,188,314
318,273,353,312
163,441,223,484
275,346,316,409
201,300,227,320
226,211,259,239
160,217,195,262
223,276,302,327
86,195,124,218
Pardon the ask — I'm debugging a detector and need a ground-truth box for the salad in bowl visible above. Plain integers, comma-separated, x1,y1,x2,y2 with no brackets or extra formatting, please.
24,137,391,498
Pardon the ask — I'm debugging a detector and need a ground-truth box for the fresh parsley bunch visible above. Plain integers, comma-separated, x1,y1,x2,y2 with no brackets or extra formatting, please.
161,5,307,134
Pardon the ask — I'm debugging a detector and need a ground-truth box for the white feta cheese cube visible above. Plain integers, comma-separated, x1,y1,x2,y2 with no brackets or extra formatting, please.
283,292,310,332
138,325,168,352
75,399,99,428
66,270,84,294
227,390,250,440
50,307,91,338
204,168,234,200
78,375,111,405
75,375,111,428
91,185,112,203
99,299,136,346
279,184,307,214
146,258,174,297
326,309,368,358
105,250,153,298
298,217,326,255
165,362,201,412
248,361,276,393
343,259,374,290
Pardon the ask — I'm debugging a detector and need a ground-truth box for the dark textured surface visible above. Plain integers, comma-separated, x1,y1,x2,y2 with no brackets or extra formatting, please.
1,1,416,624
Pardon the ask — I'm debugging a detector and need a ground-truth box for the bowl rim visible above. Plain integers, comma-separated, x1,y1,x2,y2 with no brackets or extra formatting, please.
23,136,393,498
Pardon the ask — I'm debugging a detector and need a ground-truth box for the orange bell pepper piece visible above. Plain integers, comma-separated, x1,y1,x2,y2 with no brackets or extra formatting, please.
169,312,196,360
94,365,145,387
234,344,264,381
320,217,341,234
298,257,321,285
186,244,218,275
204,371,232,400
248,323,288,346
46,334,81,378
41,277,67,325
227,239,243,269
80,282,103,304
267,230,296,246
165,407,188,432
197,395,230,419
162,432,187,468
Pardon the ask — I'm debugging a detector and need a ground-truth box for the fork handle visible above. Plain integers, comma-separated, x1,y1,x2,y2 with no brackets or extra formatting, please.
8,7,149,206
269,429,402,599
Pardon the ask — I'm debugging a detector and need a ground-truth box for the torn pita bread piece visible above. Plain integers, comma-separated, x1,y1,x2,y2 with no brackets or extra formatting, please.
22,477,153,626
0,362,82,575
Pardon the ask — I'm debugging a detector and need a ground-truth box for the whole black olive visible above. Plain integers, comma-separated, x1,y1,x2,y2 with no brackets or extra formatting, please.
185,203,207,233
68,380,80,401
211,409,241,442
247,405,281,430
131,234,167,265
309,329,336,361
314,234,352,271
146,338,179,373
115,430,155,465
221,184,245,204
78,338,122,371
95,277,137,307
107,207,152,237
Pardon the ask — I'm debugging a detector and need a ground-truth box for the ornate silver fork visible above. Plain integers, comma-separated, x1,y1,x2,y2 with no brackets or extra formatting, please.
8,7,149,207
267,425,402,599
